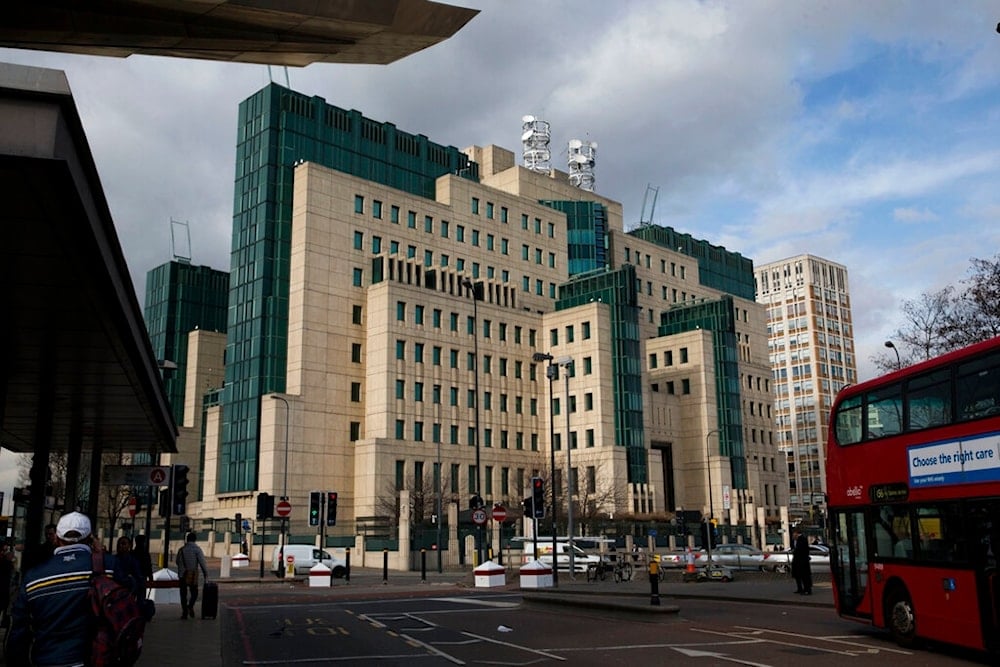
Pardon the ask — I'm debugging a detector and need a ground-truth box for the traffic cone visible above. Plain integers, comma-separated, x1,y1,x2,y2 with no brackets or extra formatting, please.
685,546,696,574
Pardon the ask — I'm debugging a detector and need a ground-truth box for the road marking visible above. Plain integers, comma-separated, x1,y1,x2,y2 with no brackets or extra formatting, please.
432,597,520,608
692,627,858,656
732,627,912,655
242,653,444,664
459,630,566,662
672,647,773,667
399,632,466,665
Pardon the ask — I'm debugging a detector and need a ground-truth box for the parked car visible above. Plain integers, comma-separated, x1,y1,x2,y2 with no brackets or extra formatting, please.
659,549,715,568
702,543,773,571
271,544,347,577
764,544,831,574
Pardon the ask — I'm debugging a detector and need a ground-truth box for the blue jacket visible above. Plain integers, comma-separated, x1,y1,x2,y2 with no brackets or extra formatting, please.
6,543,120,667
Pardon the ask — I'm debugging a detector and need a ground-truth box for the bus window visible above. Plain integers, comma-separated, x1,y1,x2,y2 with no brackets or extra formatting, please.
874,505,913,559
835,395,863,445
916,503,965,563
866,385,902,440
906,368,951,431
956,350,1000,421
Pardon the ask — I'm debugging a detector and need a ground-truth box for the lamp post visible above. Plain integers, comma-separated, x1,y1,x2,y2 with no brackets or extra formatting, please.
532,351,558,586
436,438,443,573
884,340,901,369
461,278,483,565
271,394,290,578
705,429,720,568
556,356,574,577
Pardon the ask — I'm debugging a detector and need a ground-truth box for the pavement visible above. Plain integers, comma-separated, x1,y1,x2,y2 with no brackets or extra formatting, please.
136,558,833,667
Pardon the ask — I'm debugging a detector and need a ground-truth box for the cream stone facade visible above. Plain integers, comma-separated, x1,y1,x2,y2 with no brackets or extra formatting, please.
184,141,788,548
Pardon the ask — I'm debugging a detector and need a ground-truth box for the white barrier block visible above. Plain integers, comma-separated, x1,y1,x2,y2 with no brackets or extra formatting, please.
148,567,181,605
232,553,250,569
474,559,506,588
309,563,331,588
518,559,553,589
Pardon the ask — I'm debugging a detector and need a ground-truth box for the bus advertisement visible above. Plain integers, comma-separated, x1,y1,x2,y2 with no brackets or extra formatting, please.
826,335,1000,655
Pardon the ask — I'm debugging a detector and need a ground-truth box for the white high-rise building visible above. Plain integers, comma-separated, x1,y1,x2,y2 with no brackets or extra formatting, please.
756,255,857,521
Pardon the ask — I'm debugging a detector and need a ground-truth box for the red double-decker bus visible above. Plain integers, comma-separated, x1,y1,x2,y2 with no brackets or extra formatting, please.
827,336,1000,653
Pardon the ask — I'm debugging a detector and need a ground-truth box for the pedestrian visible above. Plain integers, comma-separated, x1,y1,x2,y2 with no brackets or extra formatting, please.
176,532,209,620
5,512,119,666
133,534,154,587
792,530,813,595
19,523,58,574
116,536,147,600
0,542,15,628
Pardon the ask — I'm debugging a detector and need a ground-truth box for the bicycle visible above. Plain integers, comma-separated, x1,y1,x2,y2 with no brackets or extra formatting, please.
586,561,607,582
612,559,633,583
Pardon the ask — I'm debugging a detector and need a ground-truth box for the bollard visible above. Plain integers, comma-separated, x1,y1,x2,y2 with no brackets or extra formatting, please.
649,559,661,606
421,548,427,582
345,548,351,583
383,549,389,584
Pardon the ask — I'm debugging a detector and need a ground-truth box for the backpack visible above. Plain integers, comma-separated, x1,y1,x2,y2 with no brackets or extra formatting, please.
89,550,145,667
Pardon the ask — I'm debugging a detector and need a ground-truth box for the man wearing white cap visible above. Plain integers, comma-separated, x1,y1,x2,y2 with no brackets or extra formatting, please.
6,512,120,666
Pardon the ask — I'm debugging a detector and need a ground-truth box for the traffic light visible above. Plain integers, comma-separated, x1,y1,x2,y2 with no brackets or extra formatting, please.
309,491,322,527
326,491,338,527
158,488,170,517
522,497,533,515
256,492,273,520
171,464,190,515
235,512,242,534
531,477,545,519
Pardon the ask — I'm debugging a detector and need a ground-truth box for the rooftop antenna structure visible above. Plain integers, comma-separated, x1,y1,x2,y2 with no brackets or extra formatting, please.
521,115,551,173
567,138,597,192
267,64,291,87
640,184,659,227
170,218,192,264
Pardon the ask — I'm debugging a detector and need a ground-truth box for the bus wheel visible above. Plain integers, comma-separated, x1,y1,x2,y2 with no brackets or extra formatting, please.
885,586,918,648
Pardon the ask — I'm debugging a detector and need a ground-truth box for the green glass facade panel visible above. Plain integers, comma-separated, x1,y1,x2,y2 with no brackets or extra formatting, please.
221,83,480,493
659,295,748,488
557,265,646,483
143,261,229,426
538,200,609,276
628,225,755,300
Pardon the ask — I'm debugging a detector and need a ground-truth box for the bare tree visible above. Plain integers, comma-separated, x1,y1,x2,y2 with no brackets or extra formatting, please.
874,287,957,372
560,458,628,536
17,450,138,543
946,254,1000,348
876,255,1000,373
374,468,453,527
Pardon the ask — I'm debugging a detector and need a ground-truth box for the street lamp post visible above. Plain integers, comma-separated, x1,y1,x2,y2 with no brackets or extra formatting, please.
884,340,901,369
436,438,443,573
705,429,720,568
557,356,574,577
461,278,484,565
271,394,290,578
532,351,558,586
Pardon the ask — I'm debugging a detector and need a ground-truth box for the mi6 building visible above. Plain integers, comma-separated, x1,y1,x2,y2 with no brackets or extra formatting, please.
154,83,789,559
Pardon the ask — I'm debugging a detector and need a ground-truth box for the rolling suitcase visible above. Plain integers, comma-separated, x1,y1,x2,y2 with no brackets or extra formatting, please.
201,581,218,620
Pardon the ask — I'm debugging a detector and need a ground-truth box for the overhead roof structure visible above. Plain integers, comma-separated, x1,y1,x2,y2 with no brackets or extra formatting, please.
0,0,479,67
0,62,178,457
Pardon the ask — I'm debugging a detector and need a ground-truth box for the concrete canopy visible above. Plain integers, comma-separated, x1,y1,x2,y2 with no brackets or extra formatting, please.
0,63,178,459
0,0,479,67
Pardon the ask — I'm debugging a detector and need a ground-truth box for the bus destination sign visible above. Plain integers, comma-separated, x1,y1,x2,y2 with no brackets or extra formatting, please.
869,482,908,504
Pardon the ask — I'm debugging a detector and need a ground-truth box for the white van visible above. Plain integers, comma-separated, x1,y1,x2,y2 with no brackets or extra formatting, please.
521,539,606,573
271,544,346,577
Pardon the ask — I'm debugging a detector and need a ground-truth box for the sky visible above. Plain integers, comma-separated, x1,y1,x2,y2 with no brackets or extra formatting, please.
2,1,999,500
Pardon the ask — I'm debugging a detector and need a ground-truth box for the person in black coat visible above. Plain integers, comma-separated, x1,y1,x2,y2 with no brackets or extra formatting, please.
792,530,813,595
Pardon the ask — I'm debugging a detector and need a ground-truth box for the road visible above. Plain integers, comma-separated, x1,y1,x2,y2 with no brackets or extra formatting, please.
219,591,990,666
